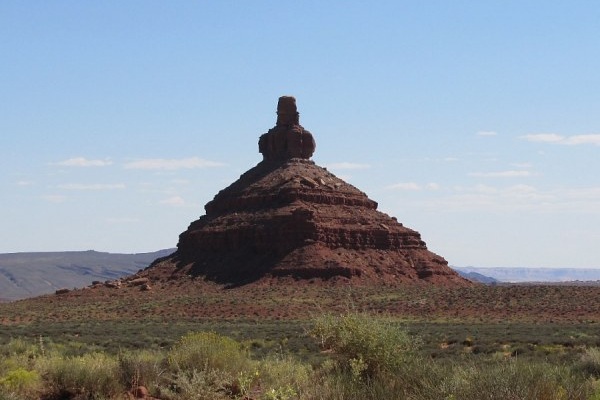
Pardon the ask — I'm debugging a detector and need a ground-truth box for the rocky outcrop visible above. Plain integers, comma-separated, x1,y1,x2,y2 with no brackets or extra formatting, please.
148,96,468,286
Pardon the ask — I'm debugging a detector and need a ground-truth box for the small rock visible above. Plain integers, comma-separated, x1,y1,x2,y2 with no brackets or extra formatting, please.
132,385,149,399
140,283,152,291
105,281,121,289
300,176,319,188
129,277,150,286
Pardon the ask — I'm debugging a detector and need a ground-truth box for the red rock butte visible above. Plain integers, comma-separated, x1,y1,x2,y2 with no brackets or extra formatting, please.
148,96,469,286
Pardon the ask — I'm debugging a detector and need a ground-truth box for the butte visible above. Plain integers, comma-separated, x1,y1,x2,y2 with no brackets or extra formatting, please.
146,96,468,287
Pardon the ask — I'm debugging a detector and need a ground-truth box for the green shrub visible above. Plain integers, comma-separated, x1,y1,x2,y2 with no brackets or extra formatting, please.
159,368,233,400
310,312,417,378
258,355,310,398
0,368,41,398
118,349,165,393
168,331,250,374
0,339,33,358
434,360,591,400
38,352,123,398
579,347,600,377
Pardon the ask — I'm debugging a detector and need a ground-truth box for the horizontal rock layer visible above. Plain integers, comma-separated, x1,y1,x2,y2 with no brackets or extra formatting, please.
159,159,468,286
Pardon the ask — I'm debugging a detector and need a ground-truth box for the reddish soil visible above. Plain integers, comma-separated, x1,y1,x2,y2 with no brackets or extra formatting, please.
3,277,600,325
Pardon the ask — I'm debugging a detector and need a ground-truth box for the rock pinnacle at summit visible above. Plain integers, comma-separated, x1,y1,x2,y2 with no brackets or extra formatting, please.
258,96,316,161
145,97,469,286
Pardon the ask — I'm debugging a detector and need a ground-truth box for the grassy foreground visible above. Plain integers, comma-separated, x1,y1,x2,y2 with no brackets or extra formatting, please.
1,312,600,400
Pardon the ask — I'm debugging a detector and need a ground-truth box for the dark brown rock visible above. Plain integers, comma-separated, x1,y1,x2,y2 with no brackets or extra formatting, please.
258,96,315,161
146,97,468,287
140,283,151,291
132,386,149,399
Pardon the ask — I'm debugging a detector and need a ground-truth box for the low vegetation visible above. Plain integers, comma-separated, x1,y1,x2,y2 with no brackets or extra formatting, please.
1,312,600,400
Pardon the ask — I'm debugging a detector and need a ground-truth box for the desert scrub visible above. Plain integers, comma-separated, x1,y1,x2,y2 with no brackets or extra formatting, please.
38,351,123,398
311,312,418,378
159,368,233,400
258,354,311,398
0,368,42,399
118,349,165,394
578,347,600,377
167,331,251,375
432,359,592,400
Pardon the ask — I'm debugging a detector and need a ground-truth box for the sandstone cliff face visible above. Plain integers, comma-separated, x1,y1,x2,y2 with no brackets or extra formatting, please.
150,97,468,286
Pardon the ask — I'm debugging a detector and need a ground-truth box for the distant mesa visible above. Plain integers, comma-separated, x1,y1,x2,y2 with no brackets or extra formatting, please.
146,96,468,286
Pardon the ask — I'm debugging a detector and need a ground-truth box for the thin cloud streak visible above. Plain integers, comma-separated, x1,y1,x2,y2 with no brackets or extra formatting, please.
54,157,113,167
387,182,440,191
469,170,534,178
416,184,600,214
42,194,67,203
325,162,371,170
521,133,600,146
124,157,225,170
58,183,126,190
106,217,139,224
159,196,186,206
16,181,34,186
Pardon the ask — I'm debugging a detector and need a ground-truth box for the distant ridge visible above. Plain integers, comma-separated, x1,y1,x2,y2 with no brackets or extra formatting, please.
454,269,499,284
0,249,175,301
454,267,600,283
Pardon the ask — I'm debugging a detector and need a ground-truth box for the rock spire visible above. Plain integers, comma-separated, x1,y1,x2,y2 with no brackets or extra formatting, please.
258,96,316,161
147,97,468,286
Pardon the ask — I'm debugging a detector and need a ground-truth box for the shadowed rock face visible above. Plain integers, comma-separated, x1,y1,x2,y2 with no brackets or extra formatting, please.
258,96,315,161
151,97,469,286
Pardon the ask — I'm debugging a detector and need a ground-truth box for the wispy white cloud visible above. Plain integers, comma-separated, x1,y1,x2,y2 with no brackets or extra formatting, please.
54,157,113,167
16,180,34,186
443,157,459,162
563,134,600,145
521,133,600,146
106,217,139,224
325,162,371,170
476,131,498,136
124,157,225,170
468,170,534,178
159,196,186,206
42,194,67,203
170,179,191,185
387,182,440,191
58,183,126,190
387,182,421,191
510,162,533,169
414,184,600,214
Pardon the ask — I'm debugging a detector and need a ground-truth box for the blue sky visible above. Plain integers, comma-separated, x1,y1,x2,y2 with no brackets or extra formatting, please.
1,1,599,268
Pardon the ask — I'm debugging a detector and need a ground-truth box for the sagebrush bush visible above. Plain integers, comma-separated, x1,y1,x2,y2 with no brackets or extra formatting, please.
432,359,591,400
579,347,600,377
168,331,250,375
0,339,34,358
0,368,41,398
311,312,417,378
259,354,310,397
159,368,233,400
38,352,123,398
118,349,165,393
